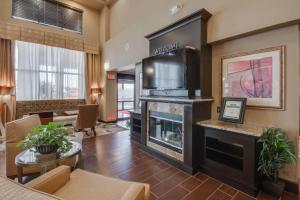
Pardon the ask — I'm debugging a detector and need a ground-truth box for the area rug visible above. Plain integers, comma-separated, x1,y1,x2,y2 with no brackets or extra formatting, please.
67,123,128,139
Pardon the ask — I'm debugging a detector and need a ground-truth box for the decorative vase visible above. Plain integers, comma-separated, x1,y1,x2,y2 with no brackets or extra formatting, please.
36,144,58,154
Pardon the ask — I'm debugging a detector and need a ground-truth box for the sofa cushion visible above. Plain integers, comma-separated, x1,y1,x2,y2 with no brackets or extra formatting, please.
53,115,77,126
54,169,147,200
64,110,78,116
0,176,62,200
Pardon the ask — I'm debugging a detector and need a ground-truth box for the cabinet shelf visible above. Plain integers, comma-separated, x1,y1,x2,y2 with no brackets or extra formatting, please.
205,136,244,171
206,137,243,158
205,147,243,160
206,148,243,171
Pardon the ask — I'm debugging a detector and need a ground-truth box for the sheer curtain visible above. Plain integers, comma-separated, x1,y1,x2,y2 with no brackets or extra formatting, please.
15,41,85,100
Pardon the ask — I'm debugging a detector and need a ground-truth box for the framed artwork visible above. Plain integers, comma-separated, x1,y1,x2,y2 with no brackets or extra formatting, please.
221,46,285,110
219,97,247,124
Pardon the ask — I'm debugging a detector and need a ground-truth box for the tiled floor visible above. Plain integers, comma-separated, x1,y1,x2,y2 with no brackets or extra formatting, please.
0,131,298,200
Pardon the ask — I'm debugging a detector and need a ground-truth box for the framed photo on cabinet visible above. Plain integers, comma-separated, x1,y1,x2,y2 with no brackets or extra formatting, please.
221,46,285,110
219,97,247,124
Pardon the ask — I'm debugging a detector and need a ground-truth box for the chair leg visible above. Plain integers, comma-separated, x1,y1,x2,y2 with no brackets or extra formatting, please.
92,126,96,137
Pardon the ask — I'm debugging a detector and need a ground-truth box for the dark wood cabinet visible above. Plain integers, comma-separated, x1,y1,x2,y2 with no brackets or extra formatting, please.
199,125,261,196
129,111,142,143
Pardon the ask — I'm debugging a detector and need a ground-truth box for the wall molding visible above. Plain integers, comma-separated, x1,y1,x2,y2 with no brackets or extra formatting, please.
210,19,300,45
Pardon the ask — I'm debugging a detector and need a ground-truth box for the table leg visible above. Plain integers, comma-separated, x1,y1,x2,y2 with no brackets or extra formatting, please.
17,166,23,183
78,152,83,169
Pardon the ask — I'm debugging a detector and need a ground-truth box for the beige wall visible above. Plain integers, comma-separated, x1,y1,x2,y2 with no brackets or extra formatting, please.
104,0,300,68
0,0,100,44
212,26,299,183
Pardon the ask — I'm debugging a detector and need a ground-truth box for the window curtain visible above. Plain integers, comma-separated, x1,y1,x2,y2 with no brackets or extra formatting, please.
85,53,101,104
15,41,85,100
0,38,16,137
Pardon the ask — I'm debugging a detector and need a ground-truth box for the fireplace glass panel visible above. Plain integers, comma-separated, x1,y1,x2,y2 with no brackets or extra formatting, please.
149,111,183,153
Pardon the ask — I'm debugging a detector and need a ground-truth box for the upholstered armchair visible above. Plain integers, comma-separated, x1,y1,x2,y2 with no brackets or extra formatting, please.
0,165,150,200
5,115,76,178
5,115,42,178
73,104,99,136
26,166,150,200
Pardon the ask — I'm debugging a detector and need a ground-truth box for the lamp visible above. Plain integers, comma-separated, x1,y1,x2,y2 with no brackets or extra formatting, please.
91,87,102,104
0,86,15,95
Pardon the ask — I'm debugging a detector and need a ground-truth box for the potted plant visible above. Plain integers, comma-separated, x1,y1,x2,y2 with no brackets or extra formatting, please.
18,123,72,155
257,127,296,197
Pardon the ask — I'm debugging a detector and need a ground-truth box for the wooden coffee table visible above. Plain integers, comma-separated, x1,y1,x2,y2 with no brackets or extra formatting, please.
15,141,81,183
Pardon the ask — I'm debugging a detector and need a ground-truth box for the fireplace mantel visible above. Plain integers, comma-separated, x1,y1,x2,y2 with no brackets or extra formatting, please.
139,96,214,104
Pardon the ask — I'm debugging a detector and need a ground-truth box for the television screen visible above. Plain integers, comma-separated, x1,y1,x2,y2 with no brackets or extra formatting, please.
142,51,185,90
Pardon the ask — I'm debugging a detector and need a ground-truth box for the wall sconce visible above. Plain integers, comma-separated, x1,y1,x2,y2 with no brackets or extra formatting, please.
91,87,102,104
0,86,14,95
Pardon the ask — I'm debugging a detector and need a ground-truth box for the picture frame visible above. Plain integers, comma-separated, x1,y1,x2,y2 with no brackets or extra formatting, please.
219,97,247,124
221,46,285,110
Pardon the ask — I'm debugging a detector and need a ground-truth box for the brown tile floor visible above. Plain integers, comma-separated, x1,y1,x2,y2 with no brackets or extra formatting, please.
0,131,298,200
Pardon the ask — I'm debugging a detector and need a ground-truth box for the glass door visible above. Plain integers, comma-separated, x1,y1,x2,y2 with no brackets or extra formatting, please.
117,79,134,120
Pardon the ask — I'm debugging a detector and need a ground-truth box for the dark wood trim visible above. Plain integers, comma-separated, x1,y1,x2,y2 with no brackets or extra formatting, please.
145,9,212,40
140,101,148,146
210,19,300,45
117,73,135,80
279,178,299,194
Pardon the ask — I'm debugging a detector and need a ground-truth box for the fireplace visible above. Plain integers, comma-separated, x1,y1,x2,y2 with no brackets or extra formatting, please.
146,102,184,161
149,111,183,153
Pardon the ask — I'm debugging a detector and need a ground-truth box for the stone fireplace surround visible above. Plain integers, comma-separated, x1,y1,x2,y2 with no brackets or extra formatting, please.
140,96,213,174
147,102,184,162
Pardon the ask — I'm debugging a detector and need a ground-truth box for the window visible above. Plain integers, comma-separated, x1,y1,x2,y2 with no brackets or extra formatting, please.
15,40,85,100
12,0,83,33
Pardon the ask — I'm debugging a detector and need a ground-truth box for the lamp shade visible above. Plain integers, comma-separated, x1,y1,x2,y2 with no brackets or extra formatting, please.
0,86,15,95
91,87,102,95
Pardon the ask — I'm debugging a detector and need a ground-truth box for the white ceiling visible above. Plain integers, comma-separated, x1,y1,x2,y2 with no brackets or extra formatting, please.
71,0,117,10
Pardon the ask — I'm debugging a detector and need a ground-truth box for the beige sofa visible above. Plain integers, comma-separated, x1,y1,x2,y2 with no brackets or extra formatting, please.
5,115,76,178
0,166,149,200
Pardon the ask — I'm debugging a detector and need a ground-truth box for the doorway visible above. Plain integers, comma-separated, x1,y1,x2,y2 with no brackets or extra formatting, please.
117,73,135,120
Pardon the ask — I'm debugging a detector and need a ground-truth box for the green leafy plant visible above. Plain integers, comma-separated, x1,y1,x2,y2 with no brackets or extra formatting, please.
18,123,72,153
258,127,296,183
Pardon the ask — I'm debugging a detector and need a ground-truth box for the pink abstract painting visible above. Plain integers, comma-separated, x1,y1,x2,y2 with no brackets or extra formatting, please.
226,57,273,98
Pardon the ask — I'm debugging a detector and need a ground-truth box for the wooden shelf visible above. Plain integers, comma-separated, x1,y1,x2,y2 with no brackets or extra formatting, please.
205,147,243,160
199,124,260,196
206,137,243,159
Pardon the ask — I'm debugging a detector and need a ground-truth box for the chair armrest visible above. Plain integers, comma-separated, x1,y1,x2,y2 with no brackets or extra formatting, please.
25,165,71,194
121,183,150,200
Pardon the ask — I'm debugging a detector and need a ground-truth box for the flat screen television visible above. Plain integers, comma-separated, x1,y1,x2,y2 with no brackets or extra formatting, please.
142,48,199,90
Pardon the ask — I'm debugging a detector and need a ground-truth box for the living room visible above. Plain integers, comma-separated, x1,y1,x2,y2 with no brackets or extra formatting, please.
0,0,299,200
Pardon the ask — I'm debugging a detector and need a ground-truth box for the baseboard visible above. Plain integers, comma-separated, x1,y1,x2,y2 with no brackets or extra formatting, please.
280,178,299,194
97,119,117,123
